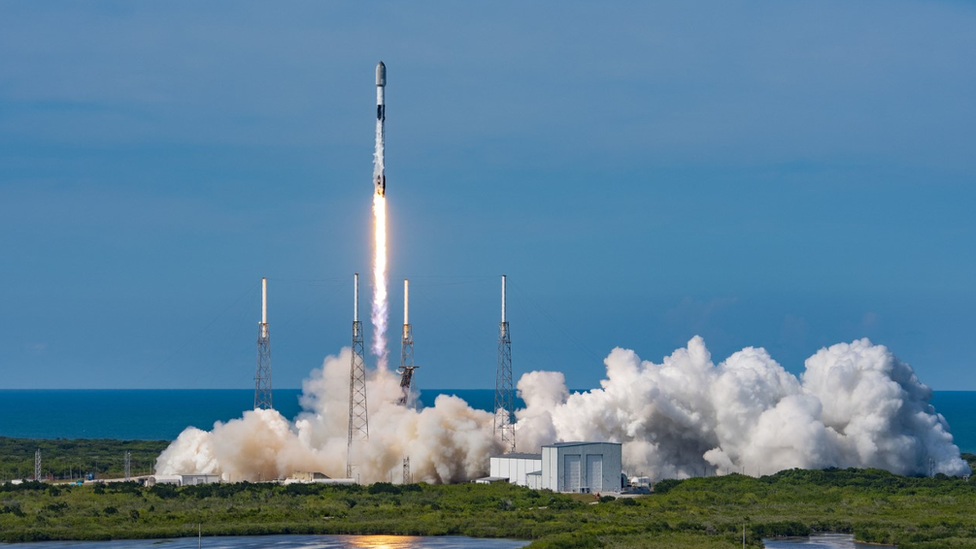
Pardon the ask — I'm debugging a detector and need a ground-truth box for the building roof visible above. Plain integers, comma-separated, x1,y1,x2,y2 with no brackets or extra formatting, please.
490,453,542,460
474,476,509,483
543,441,622,448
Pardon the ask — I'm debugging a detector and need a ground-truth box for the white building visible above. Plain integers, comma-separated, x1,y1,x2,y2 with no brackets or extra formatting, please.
283,472,356,485
489,453,543,486
541,442,622,494
485,442,622,494
147,474,220,486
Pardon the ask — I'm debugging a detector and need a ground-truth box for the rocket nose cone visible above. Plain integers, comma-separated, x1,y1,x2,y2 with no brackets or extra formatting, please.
376,61,386,86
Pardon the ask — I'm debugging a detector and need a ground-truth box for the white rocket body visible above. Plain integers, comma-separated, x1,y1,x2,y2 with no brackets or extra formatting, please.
374,61,386,197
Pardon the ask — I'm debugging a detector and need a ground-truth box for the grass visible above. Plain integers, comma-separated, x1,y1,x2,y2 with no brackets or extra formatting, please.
2,440,975,548
1,468,976,548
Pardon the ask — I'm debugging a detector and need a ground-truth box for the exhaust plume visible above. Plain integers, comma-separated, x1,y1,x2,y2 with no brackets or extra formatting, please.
371,193,388,369
371,61,389,370
156,337,969,482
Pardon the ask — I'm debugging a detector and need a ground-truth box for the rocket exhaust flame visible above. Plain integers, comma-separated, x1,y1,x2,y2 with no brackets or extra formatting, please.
372,193,388,369
371,61,389,369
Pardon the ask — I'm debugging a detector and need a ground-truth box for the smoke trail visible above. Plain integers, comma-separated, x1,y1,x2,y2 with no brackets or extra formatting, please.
371,193,388,369
156,337,969,483
371,92,388,369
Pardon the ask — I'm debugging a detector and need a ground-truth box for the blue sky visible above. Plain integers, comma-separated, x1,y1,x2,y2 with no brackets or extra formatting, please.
2,1,974,390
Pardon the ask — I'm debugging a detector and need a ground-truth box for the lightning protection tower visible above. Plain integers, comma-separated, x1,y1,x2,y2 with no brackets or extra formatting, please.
34,448,41,481
397,279,419,406
124,451,131,481
494,274,516,453
348,273,369,478
254,277,273,410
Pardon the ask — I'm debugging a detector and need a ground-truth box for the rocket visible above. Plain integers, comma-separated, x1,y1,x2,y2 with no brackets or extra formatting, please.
374,61,386,197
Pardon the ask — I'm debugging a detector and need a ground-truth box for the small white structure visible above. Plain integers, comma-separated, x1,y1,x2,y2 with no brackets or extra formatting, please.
473,476,508,484
147,474,183,486
486,442,623,493
489,453,543,486
147,474,220,487
181,474,220,486
283,472,356,485
541,442,622,494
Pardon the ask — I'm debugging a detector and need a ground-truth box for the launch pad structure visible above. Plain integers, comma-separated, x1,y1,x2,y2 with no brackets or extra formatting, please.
254,277,273,410
397,278,419,406
495,275,516,453
348,273,369,478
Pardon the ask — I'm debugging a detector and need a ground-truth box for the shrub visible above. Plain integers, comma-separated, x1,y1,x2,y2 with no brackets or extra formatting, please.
653,479,682,494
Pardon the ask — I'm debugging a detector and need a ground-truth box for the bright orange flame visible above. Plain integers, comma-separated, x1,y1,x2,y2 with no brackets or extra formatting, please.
371,192,388,369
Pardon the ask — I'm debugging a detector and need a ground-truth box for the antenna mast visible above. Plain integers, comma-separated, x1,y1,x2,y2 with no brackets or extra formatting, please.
348,273,369,478
254,277,273,409
402,456,411,484
494,274,515,453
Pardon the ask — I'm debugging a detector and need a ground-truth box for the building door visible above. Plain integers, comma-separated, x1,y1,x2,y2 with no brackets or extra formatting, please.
564,454,581,492
586,454,603,492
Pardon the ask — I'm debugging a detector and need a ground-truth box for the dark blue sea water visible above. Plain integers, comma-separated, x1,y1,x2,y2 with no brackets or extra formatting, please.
0,389,972,454
0,389,521,441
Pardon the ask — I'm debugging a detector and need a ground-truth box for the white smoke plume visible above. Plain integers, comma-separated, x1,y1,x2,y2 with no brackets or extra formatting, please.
516,337,969,478
156,337,969,483
156,348,499,483
371,193,388,370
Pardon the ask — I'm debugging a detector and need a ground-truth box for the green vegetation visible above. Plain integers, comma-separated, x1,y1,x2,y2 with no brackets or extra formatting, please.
2,440,975,548
1,466,976,548
0,437,169,481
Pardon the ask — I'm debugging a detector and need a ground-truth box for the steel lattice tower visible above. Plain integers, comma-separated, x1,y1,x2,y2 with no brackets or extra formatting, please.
494,275,516,453
348,273,369,479
124,451,131,481
254,277,273,410
34,448,41,481
397,279,419,406
402,456,411,484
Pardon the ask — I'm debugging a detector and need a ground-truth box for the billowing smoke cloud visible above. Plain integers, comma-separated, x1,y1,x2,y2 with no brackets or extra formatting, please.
157,337,969,482
156,348,500,483
517,337,969,478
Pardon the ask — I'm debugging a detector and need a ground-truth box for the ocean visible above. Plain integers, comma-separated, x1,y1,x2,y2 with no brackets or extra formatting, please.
0,390,973,454
0,389,519,442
